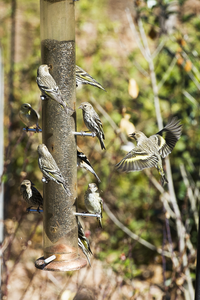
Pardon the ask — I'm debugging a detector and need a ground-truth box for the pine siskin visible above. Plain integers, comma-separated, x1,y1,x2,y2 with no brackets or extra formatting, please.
77,146,101,182
20,179,43,211
36,64,74,115
19,103,41,132
37,144,71,196
84,183,103,228
76,65,106,91
77,217,92,266
78,102,106,150
116,117,182,186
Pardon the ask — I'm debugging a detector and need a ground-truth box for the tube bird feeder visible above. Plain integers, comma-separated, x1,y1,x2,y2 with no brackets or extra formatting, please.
35,0,87,271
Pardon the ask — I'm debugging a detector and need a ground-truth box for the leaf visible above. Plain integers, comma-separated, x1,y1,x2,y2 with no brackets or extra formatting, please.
128,78,139,99
120,114,135,135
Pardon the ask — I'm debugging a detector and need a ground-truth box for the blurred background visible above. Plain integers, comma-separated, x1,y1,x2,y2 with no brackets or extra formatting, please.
1,0,200,299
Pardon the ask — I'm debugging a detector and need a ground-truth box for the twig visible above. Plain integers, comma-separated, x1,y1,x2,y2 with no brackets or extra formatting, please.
182,90,197,106
180,164,198,229
152,38,167,60
158,56,177,91
125,8,147,60
104,203,171,258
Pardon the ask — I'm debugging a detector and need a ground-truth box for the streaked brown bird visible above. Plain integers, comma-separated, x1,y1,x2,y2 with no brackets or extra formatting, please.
76,65,106,91
37,144,71,196
84,183,103,228
19,103,41,132
116,117,182,186
20,179,43,211
36,64,74,115
77,146,101,182
77,218,93,266
78,102,106,150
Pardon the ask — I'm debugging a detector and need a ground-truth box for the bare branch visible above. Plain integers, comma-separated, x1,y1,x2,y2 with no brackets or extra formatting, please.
104,203,172,258
125,8,147,60
158,56,177,91
152,38,167,60
182,90,197,106
180,164,198,229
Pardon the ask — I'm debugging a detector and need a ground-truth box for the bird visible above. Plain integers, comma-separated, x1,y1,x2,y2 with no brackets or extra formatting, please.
84,183,103,228
36,64,74,115
77,217,93,266
78,102,106,150
19,103,41,132
116,117,182,186
76,65,106,91
20,179,43,212
77,146,101,182
37,144,71,196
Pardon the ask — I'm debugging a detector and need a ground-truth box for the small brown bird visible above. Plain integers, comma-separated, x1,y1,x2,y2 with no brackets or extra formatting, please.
78,102,106,150
19,103,41,132
77,146,101,182
84,183,103,228
36,64,74,115
116,117,182,186
20,179,43,211
76,65,106,91
77,218,93,266
37,144,71,196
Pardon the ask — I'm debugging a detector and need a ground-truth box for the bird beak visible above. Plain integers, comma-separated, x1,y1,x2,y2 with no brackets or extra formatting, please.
78,105,82,109
129,132,136,139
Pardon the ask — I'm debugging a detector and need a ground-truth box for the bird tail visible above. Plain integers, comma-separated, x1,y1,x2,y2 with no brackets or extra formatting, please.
97,216,103,228
78,238,91,266
157,164,168,187
62,182,71,196
161,174,168,186
98,134,106,150
87,166,101,182
60,101,74,116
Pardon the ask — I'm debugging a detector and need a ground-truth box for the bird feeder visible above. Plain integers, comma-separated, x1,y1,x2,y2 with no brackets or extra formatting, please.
35,0,87,271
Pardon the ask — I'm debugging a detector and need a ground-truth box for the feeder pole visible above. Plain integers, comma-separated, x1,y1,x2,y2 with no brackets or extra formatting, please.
35,0,87,271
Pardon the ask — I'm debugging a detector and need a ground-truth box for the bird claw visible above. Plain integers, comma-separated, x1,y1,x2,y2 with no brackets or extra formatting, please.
91,132,96,138
26,207,32,213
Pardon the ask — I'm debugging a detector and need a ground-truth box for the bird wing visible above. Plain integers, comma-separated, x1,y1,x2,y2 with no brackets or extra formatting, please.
150,117,182,158
115,146,159,172
40,157,65,183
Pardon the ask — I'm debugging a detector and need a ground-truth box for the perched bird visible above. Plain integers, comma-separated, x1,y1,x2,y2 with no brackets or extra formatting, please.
36,64,74,115
77,146,101,182
84,183,103,228
77,218,93,266
78,102,106,150
37,144,71,196
20,179,43,211
19,103,41,132
76,65,106,91
116,117,182,186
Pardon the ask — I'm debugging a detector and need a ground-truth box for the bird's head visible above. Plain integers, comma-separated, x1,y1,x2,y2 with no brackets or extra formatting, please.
20,103,32,114
88,183,98,192
20,179,31,191
78,102,92,112
37,64,50,76
129,130,146,142
37,144,49,156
